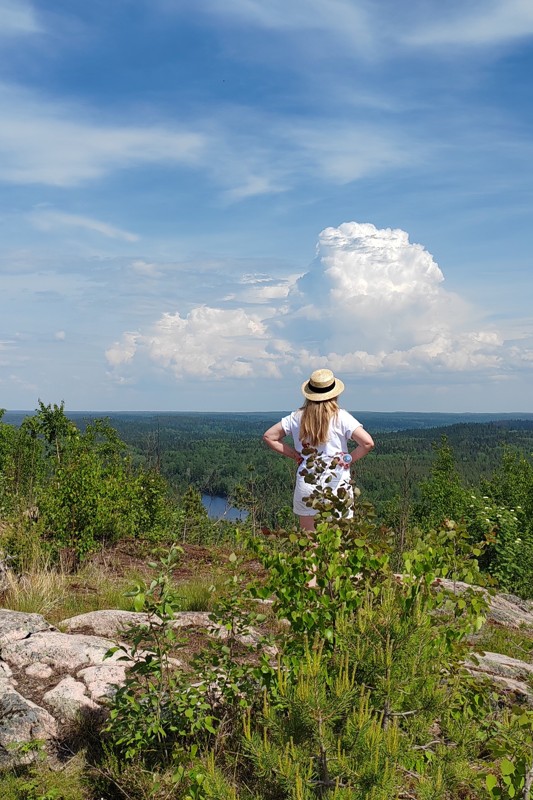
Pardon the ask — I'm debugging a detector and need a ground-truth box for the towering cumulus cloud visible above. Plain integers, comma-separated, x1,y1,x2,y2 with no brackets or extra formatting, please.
106,221,531,384
286,221,501,373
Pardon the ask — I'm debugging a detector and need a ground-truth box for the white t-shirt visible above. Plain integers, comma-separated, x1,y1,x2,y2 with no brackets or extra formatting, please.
280,408,362,457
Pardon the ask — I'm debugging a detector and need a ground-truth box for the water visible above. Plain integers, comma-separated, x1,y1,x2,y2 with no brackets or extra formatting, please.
201,494,248,522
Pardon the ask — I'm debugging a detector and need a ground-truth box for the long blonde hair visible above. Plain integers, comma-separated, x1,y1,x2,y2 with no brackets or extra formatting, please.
299,398,339,447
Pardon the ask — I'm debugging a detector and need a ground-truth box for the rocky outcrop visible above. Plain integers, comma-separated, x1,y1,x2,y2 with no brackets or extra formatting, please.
0,607,258,768
436,578,533,629
1,587,532,770
465,651,533,703
0,609,132,768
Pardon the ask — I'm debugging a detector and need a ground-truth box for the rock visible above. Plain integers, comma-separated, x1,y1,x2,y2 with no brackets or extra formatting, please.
467,651,533,682
0,686,57,769
77,664,129,702
60,609,155,638
61,609,216,638
0,609,52,646
435,579,533,629
42,676,100,722
25,663,54,680
0,661,13,688
172,611,212,628
465,651,533,703
59,609,269,652
1,631,128,672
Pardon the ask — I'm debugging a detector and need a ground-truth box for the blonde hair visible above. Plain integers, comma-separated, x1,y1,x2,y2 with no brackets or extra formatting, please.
299,398,339,447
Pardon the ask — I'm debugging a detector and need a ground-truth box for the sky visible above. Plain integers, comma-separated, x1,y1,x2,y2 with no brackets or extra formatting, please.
1,0,533,413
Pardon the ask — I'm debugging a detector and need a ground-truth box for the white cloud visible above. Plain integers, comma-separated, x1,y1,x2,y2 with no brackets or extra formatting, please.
30,210,139,242
54,330,66,340
407,0,533,47
0,84,206,187
0,0,42,36
106,307,283,379
105,332,139,368
130,260,164,278
237,273,298,304
106,221,533,386
283,222,518,372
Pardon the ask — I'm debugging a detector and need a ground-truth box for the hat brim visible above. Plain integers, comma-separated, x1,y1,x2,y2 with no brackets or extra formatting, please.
301,377,345,402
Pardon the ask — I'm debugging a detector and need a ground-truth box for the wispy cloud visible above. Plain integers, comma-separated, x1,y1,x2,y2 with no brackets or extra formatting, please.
199,0,375,53
407,0,533,47
30,210,139,242
288,122,417,183
187,0,533,61
0,81,422,198
0,84,206,187
129,260,164,278
0,0,42,36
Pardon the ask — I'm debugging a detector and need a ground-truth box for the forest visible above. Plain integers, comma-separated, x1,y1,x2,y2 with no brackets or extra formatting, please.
1,403,533,800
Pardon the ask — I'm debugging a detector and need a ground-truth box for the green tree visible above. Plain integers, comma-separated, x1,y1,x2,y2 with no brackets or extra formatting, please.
414,436,469,529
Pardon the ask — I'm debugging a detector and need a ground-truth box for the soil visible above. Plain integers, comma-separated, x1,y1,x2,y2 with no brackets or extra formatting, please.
85,539,266,583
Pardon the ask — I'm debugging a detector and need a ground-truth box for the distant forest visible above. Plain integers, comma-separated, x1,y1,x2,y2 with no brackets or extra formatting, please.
63,411,533,524
4,409,533,526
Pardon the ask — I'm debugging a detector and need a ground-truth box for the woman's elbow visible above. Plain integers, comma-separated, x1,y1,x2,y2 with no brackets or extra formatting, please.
263,432,275,448
360,437,375,453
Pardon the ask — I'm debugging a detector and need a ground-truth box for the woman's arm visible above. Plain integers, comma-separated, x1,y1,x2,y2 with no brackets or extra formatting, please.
350,426,375,463
263,422,302,463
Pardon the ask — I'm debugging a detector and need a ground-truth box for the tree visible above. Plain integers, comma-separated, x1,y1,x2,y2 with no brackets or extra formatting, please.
414,435,469,528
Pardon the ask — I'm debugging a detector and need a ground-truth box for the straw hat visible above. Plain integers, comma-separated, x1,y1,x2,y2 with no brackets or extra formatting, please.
301,368,345,401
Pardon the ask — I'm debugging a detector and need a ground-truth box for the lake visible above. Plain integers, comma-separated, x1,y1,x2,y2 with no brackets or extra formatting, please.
201,494,248,522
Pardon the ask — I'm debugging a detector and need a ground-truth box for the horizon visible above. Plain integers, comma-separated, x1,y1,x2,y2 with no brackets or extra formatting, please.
4,408,533,418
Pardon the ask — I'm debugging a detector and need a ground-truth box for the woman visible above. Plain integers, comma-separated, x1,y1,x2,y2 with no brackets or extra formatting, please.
263,368,374,531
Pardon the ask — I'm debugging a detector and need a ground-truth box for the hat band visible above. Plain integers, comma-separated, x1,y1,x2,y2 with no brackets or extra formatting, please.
307,380,336,394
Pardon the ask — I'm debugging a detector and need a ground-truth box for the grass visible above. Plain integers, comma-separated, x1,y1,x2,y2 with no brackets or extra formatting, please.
174,578,217,612
474,621,533,662
1,566,69,619
0,560,221,626
0,756,90,800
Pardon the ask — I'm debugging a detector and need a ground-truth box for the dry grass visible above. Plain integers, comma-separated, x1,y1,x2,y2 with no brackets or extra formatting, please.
0,558,221,625
175,577,217,612
0,561,138,624
1,565,69,618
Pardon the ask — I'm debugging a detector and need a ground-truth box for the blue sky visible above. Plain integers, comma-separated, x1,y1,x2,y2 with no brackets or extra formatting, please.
1,0,533,413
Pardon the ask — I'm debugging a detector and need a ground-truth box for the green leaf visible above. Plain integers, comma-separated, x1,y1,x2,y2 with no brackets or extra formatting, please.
133,594,145,612
486,774,498,792
500,758,515,776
